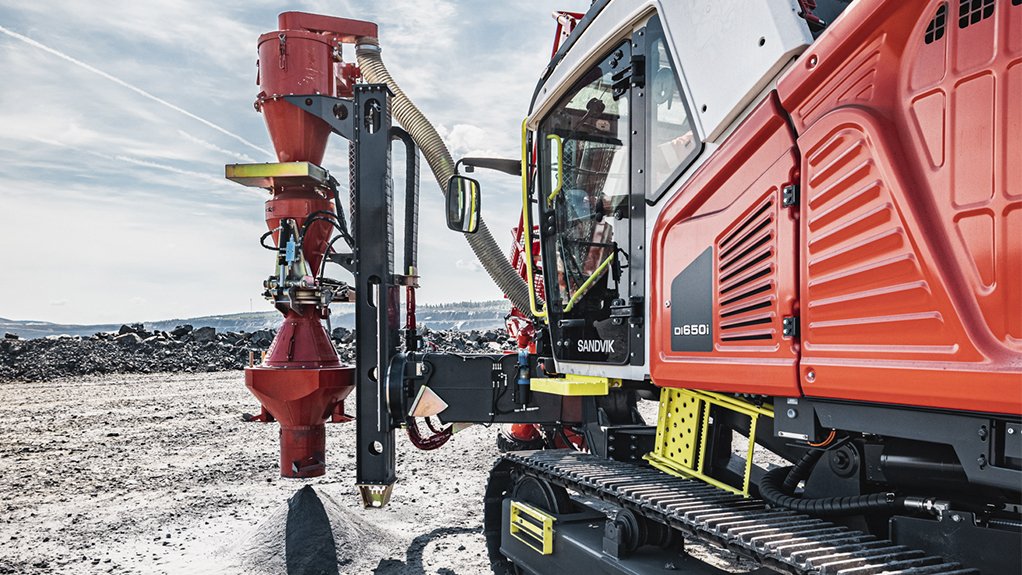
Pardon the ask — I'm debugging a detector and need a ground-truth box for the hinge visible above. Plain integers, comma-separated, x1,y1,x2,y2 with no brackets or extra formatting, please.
782,184,800,208
610,296,643,326
782,316,799,338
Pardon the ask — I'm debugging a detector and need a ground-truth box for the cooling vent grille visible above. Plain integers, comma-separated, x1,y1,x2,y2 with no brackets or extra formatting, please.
716,197,777,343
959,0,994,28
925,3,948,43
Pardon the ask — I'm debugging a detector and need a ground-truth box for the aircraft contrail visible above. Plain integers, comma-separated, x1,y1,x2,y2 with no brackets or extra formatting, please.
0,24,273,159
178,130,258,163
31,136,265,198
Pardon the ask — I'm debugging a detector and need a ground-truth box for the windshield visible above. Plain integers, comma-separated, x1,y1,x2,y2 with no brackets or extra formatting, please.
539,43,630,311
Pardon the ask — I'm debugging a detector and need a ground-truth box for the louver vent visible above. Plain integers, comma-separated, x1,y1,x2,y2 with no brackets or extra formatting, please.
925,3,948,43
958,0,994,28
716,198,776,343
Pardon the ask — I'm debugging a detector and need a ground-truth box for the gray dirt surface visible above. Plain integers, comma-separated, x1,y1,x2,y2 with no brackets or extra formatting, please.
0,371,762,574
0,372,500,575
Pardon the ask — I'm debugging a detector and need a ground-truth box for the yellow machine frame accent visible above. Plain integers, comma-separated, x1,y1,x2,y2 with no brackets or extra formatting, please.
510,500,556,555
646,388,773,496
225,161,328,189
530,374,621,397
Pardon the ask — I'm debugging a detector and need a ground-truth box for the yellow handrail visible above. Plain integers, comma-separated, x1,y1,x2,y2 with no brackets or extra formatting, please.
545,134,563,206
563,251,614,313
521,119,547,320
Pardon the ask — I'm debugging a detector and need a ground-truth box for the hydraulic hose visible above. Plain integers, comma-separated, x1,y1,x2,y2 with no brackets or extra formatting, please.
760,450,901,517
356,38,535,317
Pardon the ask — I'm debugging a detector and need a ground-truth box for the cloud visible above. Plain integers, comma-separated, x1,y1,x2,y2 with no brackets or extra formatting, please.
455,259,483,272
0,24,272,159
0,0,591,323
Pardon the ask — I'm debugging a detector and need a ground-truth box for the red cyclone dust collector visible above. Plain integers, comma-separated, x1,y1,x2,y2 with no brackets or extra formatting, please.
239,13,378,478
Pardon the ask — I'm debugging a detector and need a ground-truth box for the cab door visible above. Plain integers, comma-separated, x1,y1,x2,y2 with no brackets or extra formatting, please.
537,39,638,365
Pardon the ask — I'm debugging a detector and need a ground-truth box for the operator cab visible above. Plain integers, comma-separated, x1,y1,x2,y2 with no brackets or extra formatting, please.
533,14,704,366
449,0,844,375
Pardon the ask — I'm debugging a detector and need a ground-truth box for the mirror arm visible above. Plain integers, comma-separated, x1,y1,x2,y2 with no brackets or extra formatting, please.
457,157,522,177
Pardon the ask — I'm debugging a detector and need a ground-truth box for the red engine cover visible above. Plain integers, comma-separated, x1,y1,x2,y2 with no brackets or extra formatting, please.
650,0,1022,416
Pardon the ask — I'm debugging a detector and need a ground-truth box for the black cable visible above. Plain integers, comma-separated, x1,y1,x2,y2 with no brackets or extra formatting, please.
325,176,354,249
484,376,513,428
259,228,281,251
783,448,825,492
759,448,902,517
317,234,349,284
300,214,353,249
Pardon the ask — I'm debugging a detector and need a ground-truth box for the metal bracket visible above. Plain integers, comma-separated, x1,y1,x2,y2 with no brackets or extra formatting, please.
782,315,799,338
282,94,355,141
326,251,355,274
782,184,800,207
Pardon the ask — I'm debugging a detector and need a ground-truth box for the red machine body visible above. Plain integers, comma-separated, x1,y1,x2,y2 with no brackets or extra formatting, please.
244,13,378,478
649,0,1021,416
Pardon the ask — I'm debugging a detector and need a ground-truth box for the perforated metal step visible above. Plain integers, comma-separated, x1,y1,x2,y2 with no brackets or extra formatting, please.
501,450,980,575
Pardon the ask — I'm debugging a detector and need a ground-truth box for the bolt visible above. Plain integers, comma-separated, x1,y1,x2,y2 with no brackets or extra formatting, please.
806,370,816,383
978,426,988,440
833,450,849,468
786,408,798,419
1009,427,1016,435
977,455,987,469
951,514,962,523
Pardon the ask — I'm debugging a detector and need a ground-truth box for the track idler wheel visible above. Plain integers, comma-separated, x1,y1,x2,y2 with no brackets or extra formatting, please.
510,474,574,515
484,461,575,575
604,508,679,558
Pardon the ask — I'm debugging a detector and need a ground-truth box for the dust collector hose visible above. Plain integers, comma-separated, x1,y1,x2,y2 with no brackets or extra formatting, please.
356,39,537,317
759,450,900,517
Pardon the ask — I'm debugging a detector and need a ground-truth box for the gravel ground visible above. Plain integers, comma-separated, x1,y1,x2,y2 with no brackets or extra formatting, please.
0,372,499,575
0,371,761,574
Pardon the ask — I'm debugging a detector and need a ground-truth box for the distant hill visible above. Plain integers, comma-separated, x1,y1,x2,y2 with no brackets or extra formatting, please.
0,300,512,339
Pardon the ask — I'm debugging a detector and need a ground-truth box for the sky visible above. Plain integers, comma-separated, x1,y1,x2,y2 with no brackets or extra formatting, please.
0,0,589,324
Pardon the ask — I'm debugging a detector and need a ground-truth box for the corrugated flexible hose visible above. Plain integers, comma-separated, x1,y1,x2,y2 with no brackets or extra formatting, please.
759,449,901,517
356,39,535,317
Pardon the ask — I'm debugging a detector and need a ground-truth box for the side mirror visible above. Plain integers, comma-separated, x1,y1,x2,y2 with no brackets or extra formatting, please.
446,175,481,234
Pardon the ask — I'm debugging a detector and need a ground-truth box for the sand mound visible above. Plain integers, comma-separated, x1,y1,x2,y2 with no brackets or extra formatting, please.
237,485,399,575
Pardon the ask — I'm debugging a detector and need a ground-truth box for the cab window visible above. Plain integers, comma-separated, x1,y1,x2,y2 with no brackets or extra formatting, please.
539,41,631,312
647,15,699,201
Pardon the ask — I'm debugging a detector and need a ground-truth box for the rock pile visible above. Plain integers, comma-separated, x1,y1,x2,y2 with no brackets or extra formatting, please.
0,323,513,382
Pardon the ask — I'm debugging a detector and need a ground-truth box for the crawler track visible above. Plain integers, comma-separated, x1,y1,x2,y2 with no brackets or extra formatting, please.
498,450,979,575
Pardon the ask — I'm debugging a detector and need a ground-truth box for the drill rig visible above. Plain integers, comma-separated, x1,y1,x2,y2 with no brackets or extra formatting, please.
227,2,1022,574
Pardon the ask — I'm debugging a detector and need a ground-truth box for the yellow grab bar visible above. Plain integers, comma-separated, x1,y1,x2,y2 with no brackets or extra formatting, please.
521,119,547,320
563,251,614,313
545,134,563,206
